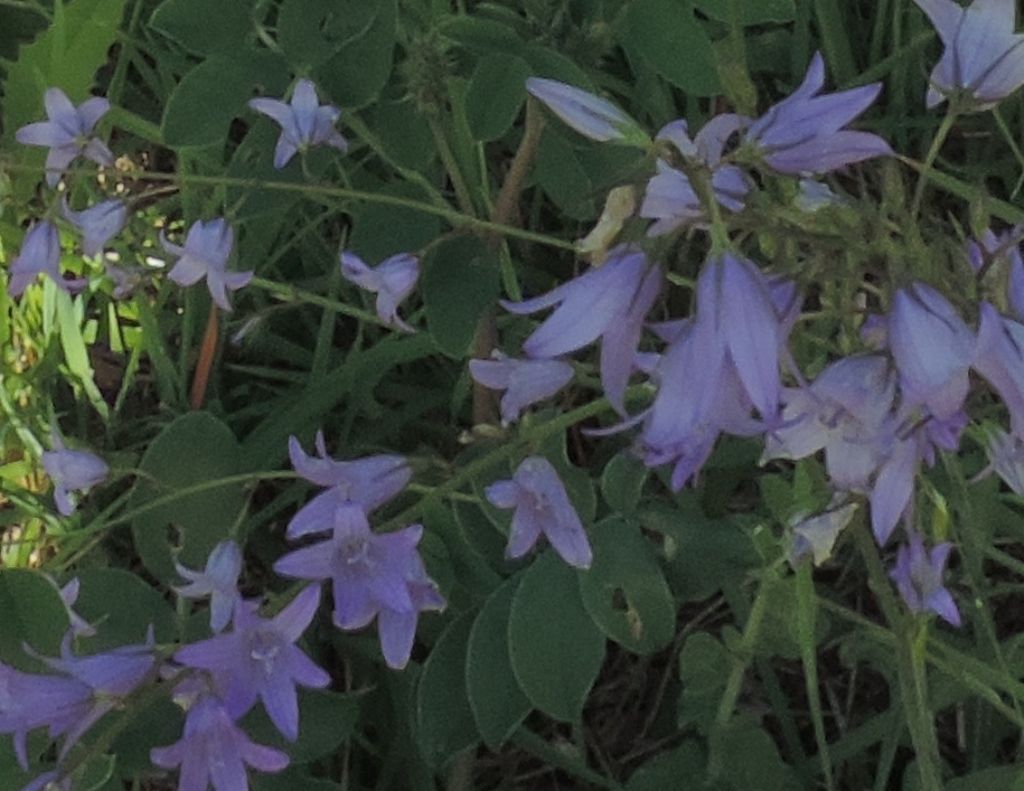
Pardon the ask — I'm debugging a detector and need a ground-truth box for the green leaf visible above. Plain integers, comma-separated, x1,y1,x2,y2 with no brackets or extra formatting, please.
466,576,532,748
0,571,69,666
150,0,255,56
719,725,800,791
600,451,648,515
56,291,108,419
465,54,531,142
129,412,246,583
578,518,675,655
422,236,500,358
509,551,605,722
162,51,289,148
439,16,526,55
535,131,597,220
242,689,360,763
415,611,479,767
693,0,795,24
677,632,729,735
626,741,706,790
620,0,719,96
313,0,397,109
71,568,177,650
348,183,444,263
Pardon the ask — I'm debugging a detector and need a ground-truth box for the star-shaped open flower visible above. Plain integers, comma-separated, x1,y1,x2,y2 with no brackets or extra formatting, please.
248,79,348,169
15,88,113,187
486,456,592,568
7,221,85,298
915,0,1024,110
160,218,253,311
61,198,127,258
340,251,420,331
890,532,961,626
469,354,574,426
173,540,243,633
41,430,108,517
174,585,329,741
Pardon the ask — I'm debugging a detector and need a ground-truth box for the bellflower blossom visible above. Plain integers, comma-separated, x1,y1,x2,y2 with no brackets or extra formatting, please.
61,198,127,258
888,283,975,420
525,77,650,146
274,505,445,669
485,456,592,568
789,501,859,566
287,432,411,538
7,221,84,298
982,424,1024,494
14,88,113,187
173,540,243,633
966,227,1024,319
175,585,329,740
340,251,420,332
914,0,1024,110
501,247,662,414
41,430,108,517
744,52,892,173
151,692,289,789
890,532,961,626
973,302,1024,437
53,577,96,639
160,218,253,311
248,79,348,169
641,117,752,236
469,354,574,426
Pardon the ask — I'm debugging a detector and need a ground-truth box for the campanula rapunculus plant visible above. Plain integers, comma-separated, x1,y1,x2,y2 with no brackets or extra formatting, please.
174,585,329,740
914,0,1024,110
287,432,411,537
41,430,108,517
983,424,1024,494
7,221,81,298
274,504,445,669
974,302,1024,437
61,197,127,258
173,540,243,633
248,78,349,169
160,218,253,311
151,692,289,789
469,354,575,425
744,52,892,173
890,532,961,626
486,456,592,568
340,251,420,331
525,77,650,146
14,87,113,187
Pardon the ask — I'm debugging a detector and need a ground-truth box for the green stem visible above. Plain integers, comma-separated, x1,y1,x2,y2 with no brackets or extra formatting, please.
795,562,835,791
993,106,1024,200
426,114,477,216
511,728,624,790
248,276,384,326
910,107,958,220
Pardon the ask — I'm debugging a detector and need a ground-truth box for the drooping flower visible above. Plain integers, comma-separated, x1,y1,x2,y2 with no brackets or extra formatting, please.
744,52,892,173
160,218,253,311
982,424,1024,494
41,430,108,517
501,247,662,414
173,540,243,633
61,198,127,258
914,0,1024,110
890,532,961,626
640,117,752,236
966,226,1024,319
469,354,574,426
287,432,411,539
174,585,329,741
14,88,113,187
151,693,289,789
248,79,349,169
7,221,84,298
525,77,650,146
53,577,96,639
340,251,420,332
485,456,592,568
274,505,445,669
972,302,1024,437
888,283,974,420
789,501,859,566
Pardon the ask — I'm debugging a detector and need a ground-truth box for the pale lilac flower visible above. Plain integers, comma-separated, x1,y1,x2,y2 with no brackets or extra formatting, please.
469,354,574,425
485,456,592,568
789,501,859,566
973,302,1024,437
287,432,411,539
151,693,289,789
274,505,445,669
501,247,661,414
41,430,108,517
796,179,843,211
160,218,253,311
173,540,243,633
340,251,419,332
889,283,974,420
61,198,127,258
7,221,84,298
914,0,1024,110
744,52,892,173
105,262,145,300
14,88,113,187
890,532,961,626
174,586,329,740
525,77,650,146
54,577,96,639
248,79,348,169
966,227,1024,319
982,424,1024,494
